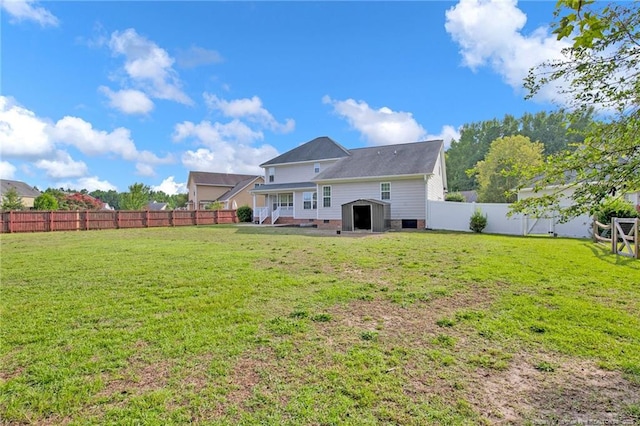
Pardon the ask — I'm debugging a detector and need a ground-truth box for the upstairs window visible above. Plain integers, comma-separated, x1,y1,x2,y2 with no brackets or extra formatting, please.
314,163,320,173
381,182,390,200
303,192,317,210
268,167,275,183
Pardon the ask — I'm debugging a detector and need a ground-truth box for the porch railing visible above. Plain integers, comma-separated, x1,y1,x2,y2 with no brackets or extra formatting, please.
272,207,281,224
257,207,269,224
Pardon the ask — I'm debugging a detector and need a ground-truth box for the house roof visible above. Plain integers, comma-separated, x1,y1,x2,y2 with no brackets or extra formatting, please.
0,179,41,198
260,136,351,166
188,171,260,187
251,182,317,193
313,140,444,181
147,202,168,211
217,176,262,201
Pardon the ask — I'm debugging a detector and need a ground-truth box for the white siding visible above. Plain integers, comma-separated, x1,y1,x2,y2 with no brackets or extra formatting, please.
294,190,318,219
317,178,426,220
267,160,339,184
427,154,445,201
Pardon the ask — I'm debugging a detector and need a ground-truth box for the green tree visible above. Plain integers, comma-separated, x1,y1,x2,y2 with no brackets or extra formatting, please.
513,0,640,220
90,190,121,210
1,188,26,211
120,183,151,210
33,193,59,210
472,135,544,203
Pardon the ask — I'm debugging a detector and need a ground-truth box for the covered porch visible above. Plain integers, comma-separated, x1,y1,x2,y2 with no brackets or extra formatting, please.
251,182,316,224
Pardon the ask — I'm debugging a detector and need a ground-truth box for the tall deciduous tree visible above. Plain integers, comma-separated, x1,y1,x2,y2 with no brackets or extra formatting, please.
1,188,26,211
472,135,544,203
513,0,640,220
120,183,151,210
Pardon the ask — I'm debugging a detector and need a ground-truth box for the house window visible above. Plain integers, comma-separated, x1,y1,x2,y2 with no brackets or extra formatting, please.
303,191,317,210
381,182,390,200
323,186,331,208
278,193,293,208
268,167,275,183
314,163,320,173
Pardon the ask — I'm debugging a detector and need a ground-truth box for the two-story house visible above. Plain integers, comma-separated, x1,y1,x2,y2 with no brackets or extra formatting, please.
251,136,447,231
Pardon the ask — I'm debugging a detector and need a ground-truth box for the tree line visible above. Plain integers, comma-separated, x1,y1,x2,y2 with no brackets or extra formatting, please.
1,183,188,211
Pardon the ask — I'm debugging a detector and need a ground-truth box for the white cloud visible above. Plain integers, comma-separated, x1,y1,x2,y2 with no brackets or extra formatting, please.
57,176,117,192
323,96,427,146
108,28,192,105
1,0,59,27
445,0,570,103
152,176,187,195
176,46,224,68
135,163,155,177
99,86,154,115
0,96,54,158
35,150,88,179
0,161,17,179
182,144,278,175
173,119,264,146
0,95,172,180
427,125,461,150
204,93,295,133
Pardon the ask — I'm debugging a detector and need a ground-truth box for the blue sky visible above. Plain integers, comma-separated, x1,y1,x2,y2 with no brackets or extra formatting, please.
1,0,570,194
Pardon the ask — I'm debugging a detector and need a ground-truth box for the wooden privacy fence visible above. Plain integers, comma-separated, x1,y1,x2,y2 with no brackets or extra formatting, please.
593,217,639,259
0,209,237,234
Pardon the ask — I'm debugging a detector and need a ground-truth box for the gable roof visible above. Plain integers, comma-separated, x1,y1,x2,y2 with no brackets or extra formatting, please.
0,179,41,198
313,140,444,181
260,136,351,166
217,176,262,201
188,171,260,187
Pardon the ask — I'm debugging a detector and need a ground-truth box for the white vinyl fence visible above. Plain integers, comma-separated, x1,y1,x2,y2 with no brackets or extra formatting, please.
427,201,592,239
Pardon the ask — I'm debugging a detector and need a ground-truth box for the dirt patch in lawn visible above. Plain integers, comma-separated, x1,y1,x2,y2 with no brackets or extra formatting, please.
469,353,640,424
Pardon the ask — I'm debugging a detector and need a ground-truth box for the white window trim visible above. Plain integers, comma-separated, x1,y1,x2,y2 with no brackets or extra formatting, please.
303,191,317,210
322,185,331,208
381,182,390,200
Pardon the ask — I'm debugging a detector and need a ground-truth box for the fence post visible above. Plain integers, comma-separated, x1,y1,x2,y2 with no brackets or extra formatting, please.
116,210,120,229
633,218,640,259
611,218,617,254
49,211,54,232
145,210,149,227
84,211,89,230
8,210,13,233
169,210,174,227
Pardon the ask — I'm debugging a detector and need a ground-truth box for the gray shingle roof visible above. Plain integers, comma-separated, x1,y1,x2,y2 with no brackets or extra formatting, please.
313,140,443,181
189,171,260,187
218,176,261,201
260,136,350,166
251,182,316,193
0,179,41,198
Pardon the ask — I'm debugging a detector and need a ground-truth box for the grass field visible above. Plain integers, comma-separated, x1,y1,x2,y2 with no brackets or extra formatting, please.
1,225,639,425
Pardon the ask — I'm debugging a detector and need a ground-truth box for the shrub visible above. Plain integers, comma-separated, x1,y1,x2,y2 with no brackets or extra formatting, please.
33,193,59,210
594,197,639,225
206,201,224,211
469,208,487,233
236,205,253,222
445,192,466,202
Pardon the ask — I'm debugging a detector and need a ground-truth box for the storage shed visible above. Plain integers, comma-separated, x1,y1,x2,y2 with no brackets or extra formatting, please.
341,199,390,232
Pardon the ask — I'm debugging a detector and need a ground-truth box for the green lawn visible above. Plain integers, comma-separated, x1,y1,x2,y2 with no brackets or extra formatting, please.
1,226,639,425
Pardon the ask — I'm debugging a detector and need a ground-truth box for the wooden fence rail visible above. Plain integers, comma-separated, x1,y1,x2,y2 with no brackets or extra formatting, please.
593,217,639,259
0,209,237,234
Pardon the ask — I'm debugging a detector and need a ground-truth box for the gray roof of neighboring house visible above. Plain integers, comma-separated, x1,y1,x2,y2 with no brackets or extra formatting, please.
189,171,260,187
217,176,261,201
0,179,41,198
313,140,443,181
251,182,317,193
260,136,351,166
459,191,478,203
147,202,168,211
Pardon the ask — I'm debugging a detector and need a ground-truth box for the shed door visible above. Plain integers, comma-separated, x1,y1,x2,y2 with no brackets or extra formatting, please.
353,205,372,231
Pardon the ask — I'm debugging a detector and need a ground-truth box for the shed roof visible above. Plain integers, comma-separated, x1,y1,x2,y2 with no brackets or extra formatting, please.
314,140,443,181
0,179,41,198
260,136,350,166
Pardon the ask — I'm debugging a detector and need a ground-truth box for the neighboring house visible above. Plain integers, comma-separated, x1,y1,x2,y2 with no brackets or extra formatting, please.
250,136,447,231
0,179,41,208
518,180,640,208
147,202,169,211
187,172,264,210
